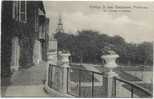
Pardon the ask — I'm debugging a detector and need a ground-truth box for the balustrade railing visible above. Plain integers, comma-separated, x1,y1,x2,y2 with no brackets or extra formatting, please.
48,64,64,91
113,77,153,98
67,67,105,97
48,64,105,97
47,64,153,98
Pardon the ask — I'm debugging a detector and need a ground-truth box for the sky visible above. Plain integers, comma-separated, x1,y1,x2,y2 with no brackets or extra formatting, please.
43,1,154,43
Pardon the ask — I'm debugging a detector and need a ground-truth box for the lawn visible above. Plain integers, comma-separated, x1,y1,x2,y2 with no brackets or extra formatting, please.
69,65,99,82
68,63,152,98
122,84,152,98
137,83,153,92
68,85,106,97
68,64,105,97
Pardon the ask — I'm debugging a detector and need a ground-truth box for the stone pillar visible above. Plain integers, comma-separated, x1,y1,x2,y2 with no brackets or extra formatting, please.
45,51,57,86
60,52,70,93
45,38,58,90
47,52,57,65
11,37,20,71
101,54,119,97
33,40,42,65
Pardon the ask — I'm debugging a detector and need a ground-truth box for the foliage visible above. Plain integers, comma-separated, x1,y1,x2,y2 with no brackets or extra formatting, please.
55,30,153,66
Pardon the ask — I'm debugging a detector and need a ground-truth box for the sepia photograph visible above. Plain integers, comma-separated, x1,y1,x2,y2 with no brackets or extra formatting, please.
1,0,153,98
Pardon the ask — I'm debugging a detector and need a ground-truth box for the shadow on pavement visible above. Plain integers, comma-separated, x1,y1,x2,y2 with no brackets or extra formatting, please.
1,76,11,97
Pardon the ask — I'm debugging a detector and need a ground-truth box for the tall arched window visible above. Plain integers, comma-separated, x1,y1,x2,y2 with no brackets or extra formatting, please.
12,1,27,23
12,1,19,21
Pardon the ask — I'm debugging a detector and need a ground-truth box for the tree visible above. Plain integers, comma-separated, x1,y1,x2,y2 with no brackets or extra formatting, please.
54,30,153,66
136,42,153,65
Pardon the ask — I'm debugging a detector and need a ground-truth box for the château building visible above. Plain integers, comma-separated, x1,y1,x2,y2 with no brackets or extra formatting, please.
1,1,49,77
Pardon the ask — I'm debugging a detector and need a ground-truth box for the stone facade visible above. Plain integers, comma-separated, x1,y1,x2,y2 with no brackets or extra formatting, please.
1,1,49,77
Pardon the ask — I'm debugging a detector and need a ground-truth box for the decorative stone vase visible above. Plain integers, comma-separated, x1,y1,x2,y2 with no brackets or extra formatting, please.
101,54,119,71
61,53,71,68
101,54,119,97
59,52,71,93
47,52,57,65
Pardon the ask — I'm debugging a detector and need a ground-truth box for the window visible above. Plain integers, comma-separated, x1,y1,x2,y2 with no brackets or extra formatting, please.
12,1,19,21
34,9,39,32
12,1,27,23
19,1,27,23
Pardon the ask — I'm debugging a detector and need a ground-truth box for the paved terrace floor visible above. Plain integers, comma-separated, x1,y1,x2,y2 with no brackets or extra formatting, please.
1,62,69,97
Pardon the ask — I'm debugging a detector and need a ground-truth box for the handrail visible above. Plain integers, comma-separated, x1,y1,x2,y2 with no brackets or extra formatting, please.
49,64,104,97
114,77,152,97
49,64,152,97
49,64,104,75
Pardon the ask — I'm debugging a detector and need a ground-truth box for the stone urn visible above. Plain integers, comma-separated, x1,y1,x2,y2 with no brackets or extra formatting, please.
60,52,70,68
101,52,119,97
101,54,119,69
101,54,119,77
47,51,57,65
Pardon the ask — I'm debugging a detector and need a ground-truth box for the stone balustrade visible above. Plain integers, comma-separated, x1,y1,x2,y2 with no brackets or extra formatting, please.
45,50,120,97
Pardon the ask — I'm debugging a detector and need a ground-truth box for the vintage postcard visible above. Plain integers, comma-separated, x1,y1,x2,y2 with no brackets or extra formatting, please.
1,0,153,98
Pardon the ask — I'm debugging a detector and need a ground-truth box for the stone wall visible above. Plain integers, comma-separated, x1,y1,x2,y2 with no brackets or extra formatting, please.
1,1,47,77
